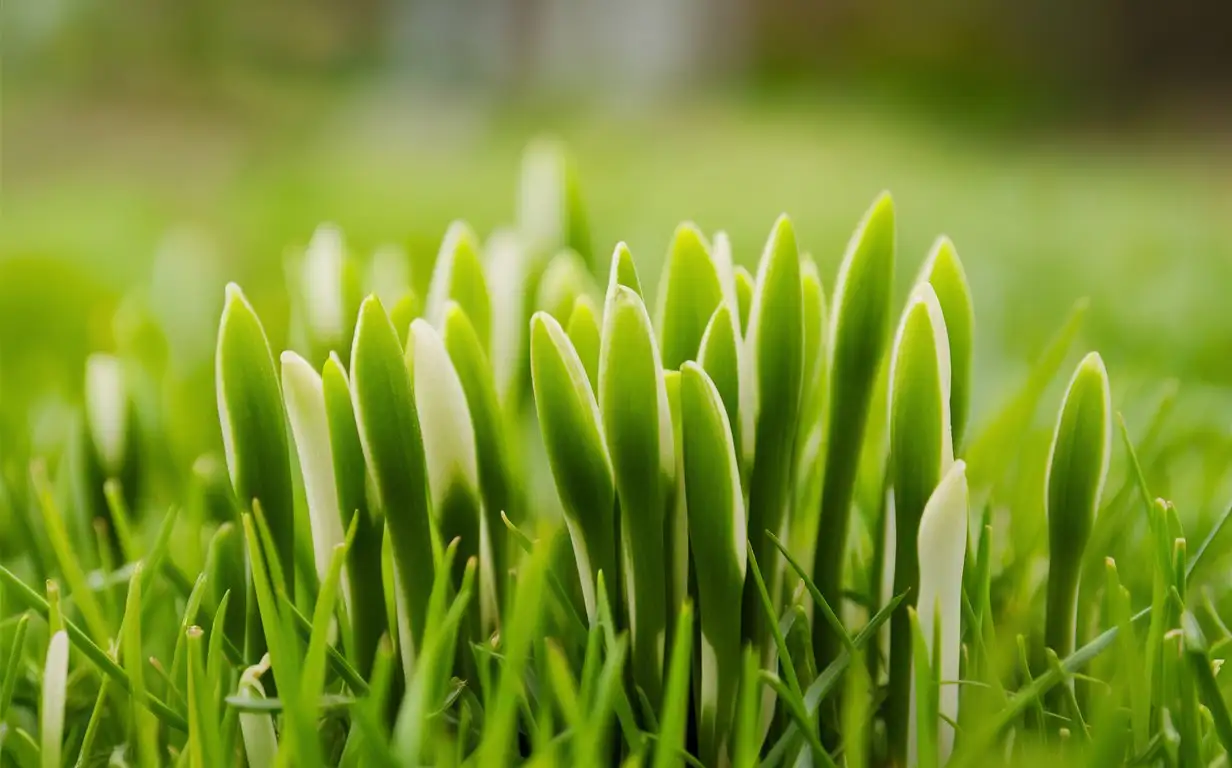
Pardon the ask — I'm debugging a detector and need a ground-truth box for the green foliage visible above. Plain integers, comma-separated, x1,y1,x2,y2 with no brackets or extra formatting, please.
5,151,1232,768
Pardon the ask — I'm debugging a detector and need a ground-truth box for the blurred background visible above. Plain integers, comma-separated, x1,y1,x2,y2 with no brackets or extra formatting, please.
4,0,1232,518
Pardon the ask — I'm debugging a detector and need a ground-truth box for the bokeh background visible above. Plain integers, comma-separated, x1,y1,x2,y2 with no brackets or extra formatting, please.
5,0,1232,517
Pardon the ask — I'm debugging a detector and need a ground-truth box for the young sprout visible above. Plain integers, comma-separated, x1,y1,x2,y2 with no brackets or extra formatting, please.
681,362,748,767
409,319,490,627
600,284,673,704
918,237,975,451
321,353,388,676
442,302,517,617
1045,353,1112,661
281,352,349,593
350,296,436,663
425,221,492,353
813,194,896,669
567,295,602,392
41,629,69,768
483,229,529,409
910,460,969,765
710,231,756,471
216,284,296,665
887,281,953,762
744,214,804,670
530,312,617,621
654,223,723,370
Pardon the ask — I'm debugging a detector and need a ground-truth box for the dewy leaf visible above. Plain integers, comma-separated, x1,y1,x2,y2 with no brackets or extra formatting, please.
567,295,603,393
1045,352,1111,661
910,460,968,765
536,249,598,324
530,311,617,621
744,214,804,671
886,282,953,763
84,353,129,476
41,629,68,768
600,285,673,705
282,352,349,594
813,193,896,669
918,237,975,451
349,295,436,662
409,319,487,623
654,223,724,370
321,353,388,677
425,221,492,353
216,284,296,597
681,362,747,768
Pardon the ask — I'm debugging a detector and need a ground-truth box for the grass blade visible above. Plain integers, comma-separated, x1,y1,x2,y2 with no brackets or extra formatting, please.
653,601,694,768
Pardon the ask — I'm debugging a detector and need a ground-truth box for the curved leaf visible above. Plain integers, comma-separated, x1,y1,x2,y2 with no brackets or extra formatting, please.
530,311,617,621
426,221,492,353
919,237,974,451
567,294,602,393
655,223,724,370
600,285,673,703
1045,352,1111,659
681,362,747,767
744,214,804,668
813,193,896,668
349,295,436,661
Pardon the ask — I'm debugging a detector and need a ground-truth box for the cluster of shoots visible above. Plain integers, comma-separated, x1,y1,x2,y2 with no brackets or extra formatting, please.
2,144,1232,768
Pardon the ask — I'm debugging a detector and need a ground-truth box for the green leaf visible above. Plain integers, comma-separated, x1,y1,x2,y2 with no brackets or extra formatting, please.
698,303,747,481
655,224,723,370
662,371,690,623
745,214,804,671
31,462,111,647
886,283,953,762
204,523,247,664
122,563,160,768
600,285,673,704
680,362,747,766
918,237,974,450
536,249,597,324
653,601,695,768
84,352,130,475
187,626,223,768
349,295,437,663
530,311,617,621
282,352,349,590
295,224,362,363
321,353,388,677
426,221,493,353
216,284,296,597
41,629,68,768
734,266,754,335
908,608,938,768
442,303,515,628
1045,352,1111,662
1183,611,1232,758
732,645,762,768
410,318,490,633
236,662,279,767
912,460,968,763
484,230,530,409
0,613,29,721
566,295,602,393
813,193,896,670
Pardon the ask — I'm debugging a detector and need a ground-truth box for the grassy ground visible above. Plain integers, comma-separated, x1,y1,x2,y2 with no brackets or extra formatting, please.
4,91,1232,766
